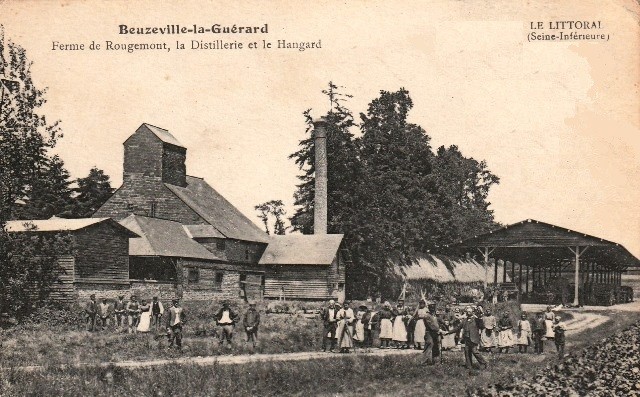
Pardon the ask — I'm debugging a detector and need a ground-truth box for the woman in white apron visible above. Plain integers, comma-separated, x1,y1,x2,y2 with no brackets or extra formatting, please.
412,301,428,350
497,312,515,353
516,313,532,353
392,301,408,348
480,309,497,352
353,305,367,344
544,306,556,339
137,299,151,333
378,302,394,348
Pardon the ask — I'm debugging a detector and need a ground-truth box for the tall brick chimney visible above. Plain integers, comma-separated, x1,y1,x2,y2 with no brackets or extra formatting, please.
313,117,328,235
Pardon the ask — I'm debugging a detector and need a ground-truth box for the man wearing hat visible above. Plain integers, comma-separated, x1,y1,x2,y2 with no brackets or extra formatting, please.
85,294,98,332
243,301,261,349
422,302,442,365
113,295,127,330
216,300,239,347
165,299,186,349
126,295,140,334
320,299,338,352
460,306,487,369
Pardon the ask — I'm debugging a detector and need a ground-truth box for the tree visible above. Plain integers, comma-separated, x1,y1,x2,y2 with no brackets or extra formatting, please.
14,155,73,220
289,85,500,299
67,167,114,218
0,225,72,318
0,24,63,222
431,145,500,246
0,26,71,318
255,199,287,235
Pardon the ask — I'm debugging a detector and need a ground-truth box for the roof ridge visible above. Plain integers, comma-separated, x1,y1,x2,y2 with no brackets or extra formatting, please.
141,122,168,131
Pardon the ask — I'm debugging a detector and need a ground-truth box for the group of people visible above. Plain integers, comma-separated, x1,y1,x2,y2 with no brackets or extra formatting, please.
320,299,568,368
84,295,261,350
84,294,168,333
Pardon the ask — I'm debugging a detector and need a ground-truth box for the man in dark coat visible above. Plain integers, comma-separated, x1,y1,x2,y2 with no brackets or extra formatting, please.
243,301,261,349
422,303,443,365
165,299,186,349
85,294,98,332
320,299,338,352
460,306,487,369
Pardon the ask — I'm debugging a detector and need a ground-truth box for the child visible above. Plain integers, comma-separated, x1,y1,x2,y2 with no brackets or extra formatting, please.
516,313,532,353
532,311,546,354
553,317,566,358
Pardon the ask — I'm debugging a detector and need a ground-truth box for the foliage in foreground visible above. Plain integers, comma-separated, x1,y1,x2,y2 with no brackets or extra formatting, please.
469,319,640,396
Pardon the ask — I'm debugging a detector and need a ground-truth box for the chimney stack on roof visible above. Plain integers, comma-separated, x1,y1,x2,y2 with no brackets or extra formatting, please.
312,117,328,235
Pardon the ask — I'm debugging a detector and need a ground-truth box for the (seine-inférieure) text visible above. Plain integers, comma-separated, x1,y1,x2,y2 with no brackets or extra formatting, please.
51,39,322,53
527,20,610,42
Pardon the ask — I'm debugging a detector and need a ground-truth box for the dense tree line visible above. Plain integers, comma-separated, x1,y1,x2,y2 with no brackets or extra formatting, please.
289,82,500,298
0,26,112,317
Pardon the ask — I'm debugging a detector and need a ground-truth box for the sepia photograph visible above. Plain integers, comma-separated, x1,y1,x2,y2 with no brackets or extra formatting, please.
0,0,639,396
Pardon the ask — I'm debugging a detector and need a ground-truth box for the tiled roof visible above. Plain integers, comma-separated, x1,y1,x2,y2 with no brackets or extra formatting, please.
183,224,226,239
166,176,269,243
259,234,344,265
119,215,221,260
4,217,138,237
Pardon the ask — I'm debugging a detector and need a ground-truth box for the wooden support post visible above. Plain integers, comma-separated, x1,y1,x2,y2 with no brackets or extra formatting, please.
518,262,523,292
494,259,498,285
511,261,516,283
478,247,495,290
503,261,508,283
525,264,529,294
568,246,587,306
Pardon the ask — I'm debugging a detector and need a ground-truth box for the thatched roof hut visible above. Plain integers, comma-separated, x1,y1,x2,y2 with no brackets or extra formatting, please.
395,254,511,284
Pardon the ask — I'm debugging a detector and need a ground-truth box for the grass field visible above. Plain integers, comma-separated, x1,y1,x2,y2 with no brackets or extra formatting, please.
0,300,519,368
0,306,637,396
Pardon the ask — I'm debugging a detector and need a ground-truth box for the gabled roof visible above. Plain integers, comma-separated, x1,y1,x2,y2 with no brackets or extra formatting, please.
448,219,640,268
183,224,226,239
259,234,344,265
4,217,139,237
137,123,185,148
119,215,221,261
166,176,269,243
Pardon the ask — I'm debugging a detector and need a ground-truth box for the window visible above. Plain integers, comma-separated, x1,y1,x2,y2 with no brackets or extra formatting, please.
239,273,247,298
129,257,177,282
216,239,226,250
149,201,157,217
187,268,199,284
214,272,224,291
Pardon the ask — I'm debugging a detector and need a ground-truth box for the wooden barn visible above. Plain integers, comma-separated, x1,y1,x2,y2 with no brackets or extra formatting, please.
120,214,265,301
259,234,346,301
4,217,139,302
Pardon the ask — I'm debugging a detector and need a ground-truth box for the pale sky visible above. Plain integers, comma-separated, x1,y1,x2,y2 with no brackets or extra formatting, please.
1,0,639,257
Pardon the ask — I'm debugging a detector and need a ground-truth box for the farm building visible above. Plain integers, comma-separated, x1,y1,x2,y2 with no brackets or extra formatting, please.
259,234,346,301
119,214,265,301
4,217,139,302
89,122,346,301
448,219,640,305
